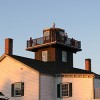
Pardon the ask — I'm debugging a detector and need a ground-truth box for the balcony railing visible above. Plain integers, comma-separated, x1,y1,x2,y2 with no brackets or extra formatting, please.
27,36,81,49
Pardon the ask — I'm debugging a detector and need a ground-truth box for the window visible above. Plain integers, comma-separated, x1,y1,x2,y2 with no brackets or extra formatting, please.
57,83,72,98
44,31,50,40
44,31,49,37
45,36,50,40
62,51,67,62
59,31,65,36
11,82,24,97
42,50,48,62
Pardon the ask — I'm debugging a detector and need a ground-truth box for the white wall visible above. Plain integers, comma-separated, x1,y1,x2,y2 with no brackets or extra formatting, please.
55,76,94,100
94,79,100,99
94,79,100,88
0,56,39,100
40,74,55,100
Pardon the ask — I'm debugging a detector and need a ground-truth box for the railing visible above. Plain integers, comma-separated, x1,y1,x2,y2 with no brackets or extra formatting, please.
27,36,81,49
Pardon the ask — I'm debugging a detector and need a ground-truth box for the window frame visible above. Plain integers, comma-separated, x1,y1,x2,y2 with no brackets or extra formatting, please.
57,82,72,98
42,50,48,62
44,31,50,41
14,82,22,97
61,83,69,97
62,51,67,62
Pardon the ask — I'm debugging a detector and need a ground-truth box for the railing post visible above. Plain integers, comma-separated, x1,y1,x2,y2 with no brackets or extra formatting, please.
27,41,28,48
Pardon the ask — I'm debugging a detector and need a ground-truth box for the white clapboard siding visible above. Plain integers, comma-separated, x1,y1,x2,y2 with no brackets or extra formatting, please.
94,79,100,88
55,77,94,100
40,74,55,100
94,79,100,99
0,55,39,100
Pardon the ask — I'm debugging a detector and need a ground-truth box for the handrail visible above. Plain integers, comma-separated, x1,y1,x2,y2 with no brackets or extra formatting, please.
27,36,81,49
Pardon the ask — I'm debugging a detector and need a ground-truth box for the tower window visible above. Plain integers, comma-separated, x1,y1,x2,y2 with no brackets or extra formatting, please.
42,50,48,62
44,31,50,40
62,51,67,62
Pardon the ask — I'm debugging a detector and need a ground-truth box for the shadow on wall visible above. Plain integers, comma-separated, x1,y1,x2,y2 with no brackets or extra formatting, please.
0,92,9,100
0,80,12,100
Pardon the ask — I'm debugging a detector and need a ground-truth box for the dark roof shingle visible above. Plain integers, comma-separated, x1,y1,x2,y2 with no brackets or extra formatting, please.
10,55,98,75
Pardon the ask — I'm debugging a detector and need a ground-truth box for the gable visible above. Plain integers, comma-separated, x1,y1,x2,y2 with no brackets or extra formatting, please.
0,55,39,75
0,54,40,100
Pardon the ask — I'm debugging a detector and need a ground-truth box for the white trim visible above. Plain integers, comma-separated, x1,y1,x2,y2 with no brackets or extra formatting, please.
5,54,39,73
0,54,6,62
56,74,94,78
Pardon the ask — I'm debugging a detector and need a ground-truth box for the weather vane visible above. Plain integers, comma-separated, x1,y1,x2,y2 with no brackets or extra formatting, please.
52,22,56,28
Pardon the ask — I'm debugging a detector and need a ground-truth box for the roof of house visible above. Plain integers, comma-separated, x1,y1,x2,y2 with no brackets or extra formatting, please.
10,55,98,75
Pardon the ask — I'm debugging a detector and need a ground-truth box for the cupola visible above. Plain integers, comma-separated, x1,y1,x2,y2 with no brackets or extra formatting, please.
26,25,82,68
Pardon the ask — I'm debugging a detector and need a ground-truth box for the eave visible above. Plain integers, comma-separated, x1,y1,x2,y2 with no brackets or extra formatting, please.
26,41,82,53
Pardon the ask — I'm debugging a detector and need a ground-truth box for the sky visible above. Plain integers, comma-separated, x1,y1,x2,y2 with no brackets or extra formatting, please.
0,0,100,74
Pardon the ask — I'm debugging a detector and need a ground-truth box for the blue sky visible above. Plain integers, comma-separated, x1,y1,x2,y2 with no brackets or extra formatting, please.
0,0,100,74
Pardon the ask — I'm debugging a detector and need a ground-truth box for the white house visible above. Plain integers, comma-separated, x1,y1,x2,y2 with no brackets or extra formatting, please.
0,26,100,100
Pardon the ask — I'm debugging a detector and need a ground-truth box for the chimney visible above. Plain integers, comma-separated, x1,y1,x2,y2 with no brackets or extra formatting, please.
5,38,13,55
85,58,91,71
